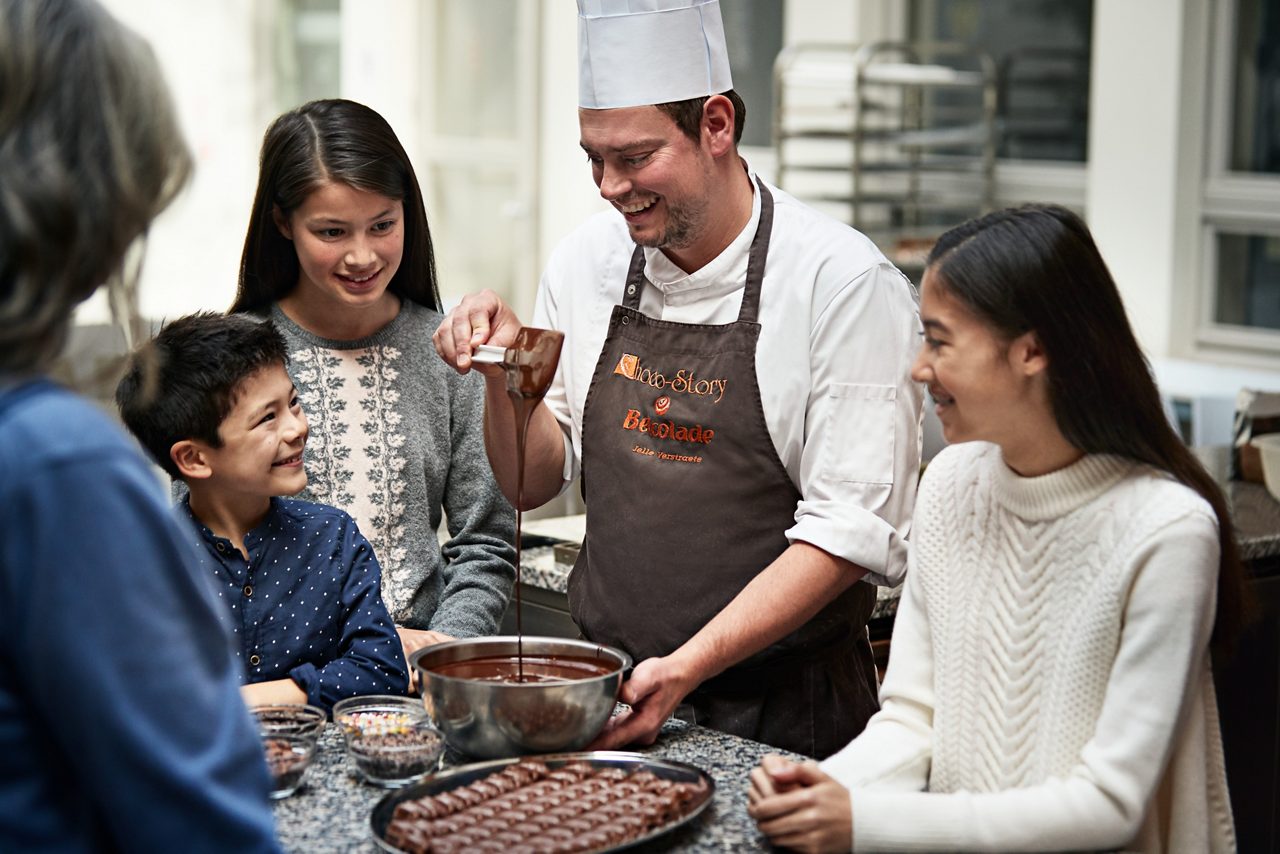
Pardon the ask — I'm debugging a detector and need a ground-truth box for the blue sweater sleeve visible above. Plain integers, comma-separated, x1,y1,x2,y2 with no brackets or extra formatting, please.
289,519,409,708
1,420,280,852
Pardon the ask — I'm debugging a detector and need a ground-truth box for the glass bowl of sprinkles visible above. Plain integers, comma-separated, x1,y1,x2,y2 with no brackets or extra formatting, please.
333,695,444,787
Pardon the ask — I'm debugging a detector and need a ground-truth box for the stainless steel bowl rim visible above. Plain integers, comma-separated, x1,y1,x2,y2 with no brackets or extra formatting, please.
409,635,632,684
408,637,631,759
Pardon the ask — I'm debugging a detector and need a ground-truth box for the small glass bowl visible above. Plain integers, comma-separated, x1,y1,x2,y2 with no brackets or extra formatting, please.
333,695,440,787
252,703,327,742
333,695,428,738
260,733,316,799
344,719,444,787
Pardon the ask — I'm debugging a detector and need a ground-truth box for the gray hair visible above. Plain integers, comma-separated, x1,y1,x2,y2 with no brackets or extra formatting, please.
0,0,191,373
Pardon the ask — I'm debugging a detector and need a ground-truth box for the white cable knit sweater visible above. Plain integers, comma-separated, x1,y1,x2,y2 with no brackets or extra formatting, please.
822,442,1235,853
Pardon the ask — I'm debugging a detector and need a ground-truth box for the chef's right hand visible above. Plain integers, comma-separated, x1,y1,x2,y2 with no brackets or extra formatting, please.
587,656,697,750
432,289,525,375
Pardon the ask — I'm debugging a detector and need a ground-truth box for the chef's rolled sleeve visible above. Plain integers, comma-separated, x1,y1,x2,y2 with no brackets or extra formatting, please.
789,499,907,587
786,262,923,586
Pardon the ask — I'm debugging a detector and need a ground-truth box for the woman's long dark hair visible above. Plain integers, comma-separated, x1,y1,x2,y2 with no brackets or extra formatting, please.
927,204,1248,654
230,98,441,315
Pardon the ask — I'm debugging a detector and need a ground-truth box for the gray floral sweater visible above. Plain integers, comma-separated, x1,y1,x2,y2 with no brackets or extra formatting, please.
269,301,516,635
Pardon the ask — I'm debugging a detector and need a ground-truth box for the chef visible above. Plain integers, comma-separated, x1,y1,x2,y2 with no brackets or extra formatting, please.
434,0,923,758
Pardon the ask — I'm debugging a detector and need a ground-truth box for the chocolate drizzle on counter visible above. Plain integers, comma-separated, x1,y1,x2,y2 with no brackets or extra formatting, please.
383,758,710,853
502,328,565,682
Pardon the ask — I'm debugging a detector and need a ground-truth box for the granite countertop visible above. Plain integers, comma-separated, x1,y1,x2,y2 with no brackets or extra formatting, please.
1224,479,1280,566
1197,445,1280,569
273,719,793,852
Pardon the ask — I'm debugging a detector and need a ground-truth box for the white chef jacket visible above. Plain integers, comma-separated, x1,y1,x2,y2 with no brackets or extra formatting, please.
532,175,923,586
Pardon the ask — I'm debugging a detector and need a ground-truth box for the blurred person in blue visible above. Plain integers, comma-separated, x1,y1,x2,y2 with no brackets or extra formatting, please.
434,0,923,758
0,0,280,850
117,312,410,711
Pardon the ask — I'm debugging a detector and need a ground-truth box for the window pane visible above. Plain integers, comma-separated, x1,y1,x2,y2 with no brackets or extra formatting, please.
1215,232,1280,330
720,0,784,149
432,0,518,140
275,0,341,112
1230,0,1280,173
911,0,1092,162
429,163,522,307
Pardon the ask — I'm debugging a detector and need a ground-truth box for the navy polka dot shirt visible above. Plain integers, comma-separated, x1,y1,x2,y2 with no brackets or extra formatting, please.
182,497,408,709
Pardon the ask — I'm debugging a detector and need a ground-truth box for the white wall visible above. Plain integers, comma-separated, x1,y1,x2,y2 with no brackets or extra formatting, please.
339,0,423,161
1084,0,1198,360
784,0,857,43
80,0,271,325
536,2,610,278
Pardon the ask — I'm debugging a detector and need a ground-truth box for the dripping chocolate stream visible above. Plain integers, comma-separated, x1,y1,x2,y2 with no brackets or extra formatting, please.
500,327,565,683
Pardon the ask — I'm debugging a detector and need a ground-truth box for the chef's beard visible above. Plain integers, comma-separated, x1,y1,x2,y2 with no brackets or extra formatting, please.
632,191,711,252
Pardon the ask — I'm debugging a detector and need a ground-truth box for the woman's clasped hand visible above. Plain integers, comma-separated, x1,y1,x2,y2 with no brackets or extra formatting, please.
749,754,853,854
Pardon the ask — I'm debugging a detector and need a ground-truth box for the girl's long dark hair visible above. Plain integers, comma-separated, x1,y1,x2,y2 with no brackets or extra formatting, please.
927,204,1248,654
230,98,441,315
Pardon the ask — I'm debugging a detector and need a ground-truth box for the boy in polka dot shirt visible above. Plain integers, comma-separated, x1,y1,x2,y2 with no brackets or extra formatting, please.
117,312,409,710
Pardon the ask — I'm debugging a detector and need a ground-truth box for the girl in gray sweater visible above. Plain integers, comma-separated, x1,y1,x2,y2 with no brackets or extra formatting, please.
231,99,516,663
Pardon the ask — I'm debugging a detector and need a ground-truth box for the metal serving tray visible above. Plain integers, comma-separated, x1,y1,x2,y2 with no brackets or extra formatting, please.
370,750,715,853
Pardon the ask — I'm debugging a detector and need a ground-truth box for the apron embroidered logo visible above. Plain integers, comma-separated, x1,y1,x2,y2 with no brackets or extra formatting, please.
613,353,639,378
621,409,715,444
654,395,671,415
611,354,729,403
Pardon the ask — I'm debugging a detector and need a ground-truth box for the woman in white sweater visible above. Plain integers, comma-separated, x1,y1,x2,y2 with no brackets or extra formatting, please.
749,205,1247,853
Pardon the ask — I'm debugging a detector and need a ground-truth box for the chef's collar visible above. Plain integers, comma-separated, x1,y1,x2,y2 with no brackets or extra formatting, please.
642,172,761,307
578,0,733,109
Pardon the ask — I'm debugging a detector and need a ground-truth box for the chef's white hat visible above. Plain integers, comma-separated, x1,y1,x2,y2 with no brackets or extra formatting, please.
578,0,734,110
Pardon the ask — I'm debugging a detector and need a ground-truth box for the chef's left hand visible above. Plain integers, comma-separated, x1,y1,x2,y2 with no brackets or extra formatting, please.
748,758,853,853
587,655,696,750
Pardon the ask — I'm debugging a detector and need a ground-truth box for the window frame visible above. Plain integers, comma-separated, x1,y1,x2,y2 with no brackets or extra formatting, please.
1195,0,1280,357
414,0,543,318
901,0,1092,212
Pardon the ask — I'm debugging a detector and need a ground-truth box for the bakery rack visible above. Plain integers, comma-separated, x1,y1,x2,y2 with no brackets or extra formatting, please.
772,41,997,276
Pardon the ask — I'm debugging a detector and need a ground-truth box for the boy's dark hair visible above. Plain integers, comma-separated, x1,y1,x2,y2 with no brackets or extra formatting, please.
115,312,289,480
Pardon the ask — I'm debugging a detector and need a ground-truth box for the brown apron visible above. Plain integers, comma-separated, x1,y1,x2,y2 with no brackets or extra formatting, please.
568,181,879,758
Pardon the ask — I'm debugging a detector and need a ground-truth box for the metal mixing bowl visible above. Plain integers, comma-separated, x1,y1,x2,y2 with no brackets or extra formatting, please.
410,636,631,759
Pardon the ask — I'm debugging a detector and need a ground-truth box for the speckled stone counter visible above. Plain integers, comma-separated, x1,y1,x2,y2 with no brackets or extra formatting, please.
1224,480,1280,567
1197,445,1280,569
517,545,564,594
273,718,793,852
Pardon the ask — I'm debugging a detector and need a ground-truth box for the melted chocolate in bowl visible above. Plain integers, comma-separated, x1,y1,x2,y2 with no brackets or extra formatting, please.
432,655,614,684
502,327,565,681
